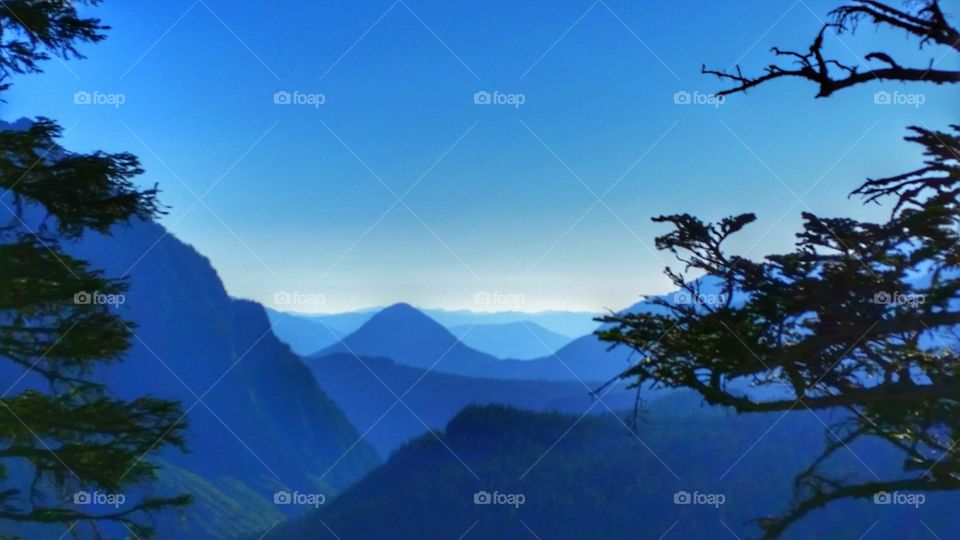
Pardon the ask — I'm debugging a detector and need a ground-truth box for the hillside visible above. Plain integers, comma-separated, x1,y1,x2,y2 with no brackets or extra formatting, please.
265,307,349,355
449,321,573,359
270,307,580,359
58,219,381,539
314,303,635,381
264,395,960,539
307,353,642,454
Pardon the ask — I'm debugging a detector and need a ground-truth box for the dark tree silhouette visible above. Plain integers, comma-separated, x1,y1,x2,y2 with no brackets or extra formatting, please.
0,0,107,93
600,0,960,537
0,1,188,538
702,0,960,97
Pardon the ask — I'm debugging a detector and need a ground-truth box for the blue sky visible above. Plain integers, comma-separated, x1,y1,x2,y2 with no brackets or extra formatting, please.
4,0,957,313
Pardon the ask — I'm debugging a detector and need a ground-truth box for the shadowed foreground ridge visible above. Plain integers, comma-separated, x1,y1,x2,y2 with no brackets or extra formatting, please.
264,397,960,539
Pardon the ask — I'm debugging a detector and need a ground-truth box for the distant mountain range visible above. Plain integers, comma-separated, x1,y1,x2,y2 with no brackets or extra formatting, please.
265,308,354,355
264,396,959,540
8,110,950,540
448,321,572,359
307,353,638,455
267,306,592,358
313,303,637,382
421,308,600,337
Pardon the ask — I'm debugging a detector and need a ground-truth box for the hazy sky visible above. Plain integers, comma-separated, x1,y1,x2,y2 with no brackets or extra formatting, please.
5,0,957,313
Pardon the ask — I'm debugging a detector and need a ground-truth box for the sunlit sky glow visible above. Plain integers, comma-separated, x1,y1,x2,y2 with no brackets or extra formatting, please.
6,0,957,313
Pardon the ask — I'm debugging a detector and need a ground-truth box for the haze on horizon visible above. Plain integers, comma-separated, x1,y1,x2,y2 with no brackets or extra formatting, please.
268,298,607,317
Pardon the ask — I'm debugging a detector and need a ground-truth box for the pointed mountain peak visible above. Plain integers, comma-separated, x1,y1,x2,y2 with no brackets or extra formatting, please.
367,302,440,325
378,302,420,314
313,302,505,370
341,303,454,342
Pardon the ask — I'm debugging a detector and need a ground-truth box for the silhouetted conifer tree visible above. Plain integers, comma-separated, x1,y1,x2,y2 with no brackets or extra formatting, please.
600,1,960,537
0,2,188,537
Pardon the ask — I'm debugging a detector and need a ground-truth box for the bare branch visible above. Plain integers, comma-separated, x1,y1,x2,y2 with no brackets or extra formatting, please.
702,1,960,98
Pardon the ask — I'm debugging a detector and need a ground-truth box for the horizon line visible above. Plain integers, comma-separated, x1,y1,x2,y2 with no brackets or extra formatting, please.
265,301,616,317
